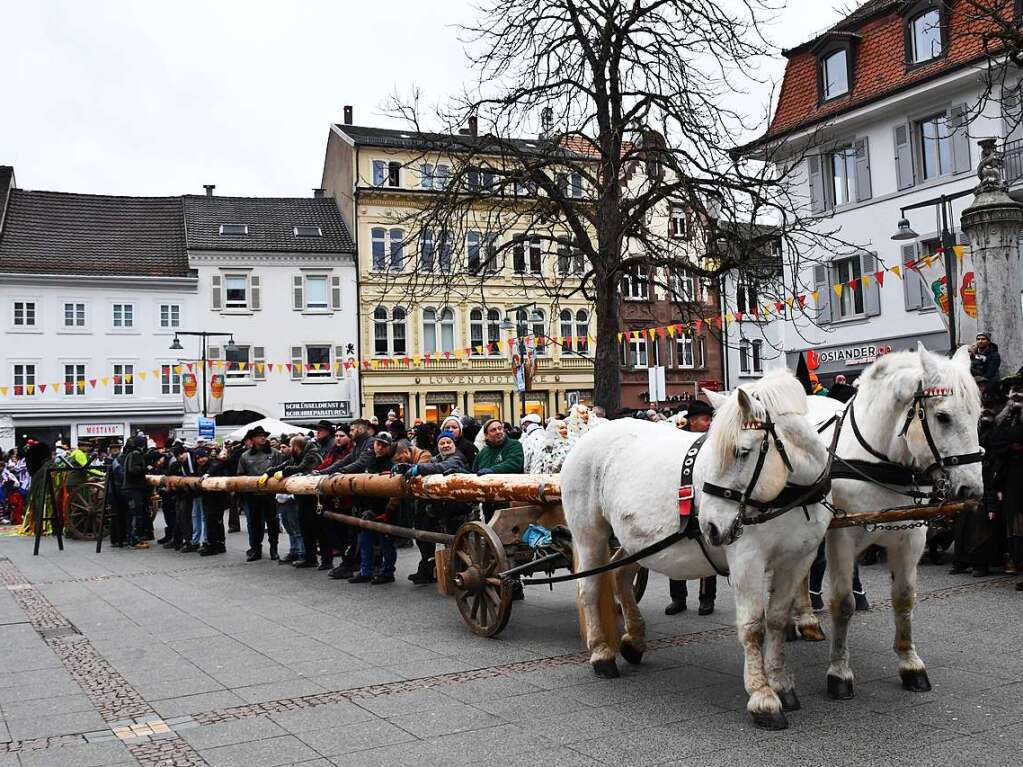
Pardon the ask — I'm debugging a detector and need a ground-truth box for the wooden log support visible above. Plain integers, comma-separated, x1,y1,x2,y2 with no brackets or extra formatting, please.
318,509,455,545
827,500,977,529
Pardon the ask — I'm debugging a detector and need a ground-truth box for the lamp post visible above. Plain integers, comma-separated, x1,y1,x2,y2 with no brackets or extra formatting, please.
169,331,237,417
891,187,975,354
500,307,533,419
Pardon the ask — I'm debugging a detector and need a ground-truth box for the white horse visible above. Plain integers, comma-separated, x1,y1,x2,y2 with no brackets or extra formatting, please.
561,371,831,730
804,344,983,700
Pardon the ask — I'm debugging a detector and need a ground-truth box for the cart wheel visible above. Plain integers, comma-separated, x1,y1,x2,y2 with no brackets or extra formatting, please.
64,479,105,540
451,521,513,637
633,566,649,603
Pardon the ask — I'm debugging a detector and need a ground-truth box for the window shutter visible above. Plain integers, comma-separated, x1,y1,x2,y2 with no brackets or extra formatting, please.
334,345,345,379
208,345,221,363
807,155,825,213
894,123,915,190
813,264,833,325
854,137,872,201
290,346,304,380
862,252,881,316
902,243,923,310
949,103,971,175
250,275,261,310
330,276,342,310
252,346,266,380
292,275,304,311
1003,83,1021,141
211,275,222,311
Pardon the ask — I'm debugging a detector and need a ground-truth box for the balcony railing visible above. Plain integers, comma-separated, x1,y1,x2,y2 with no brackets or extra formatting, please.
469,357,508,370
1005,138,1023,186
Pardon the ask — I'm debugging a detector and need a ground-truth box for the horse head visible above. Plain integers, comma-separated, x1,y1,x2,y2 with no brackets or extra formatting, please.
697,371,830,547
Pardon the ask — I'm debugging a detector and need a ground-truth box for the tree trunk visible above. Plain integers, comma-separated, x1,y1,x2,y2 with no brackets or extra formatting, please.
593,270,622,413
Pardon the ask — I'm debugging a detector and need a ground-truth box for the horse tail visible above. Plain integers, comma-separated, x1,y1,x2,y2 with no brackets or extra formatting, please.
574,544,620,652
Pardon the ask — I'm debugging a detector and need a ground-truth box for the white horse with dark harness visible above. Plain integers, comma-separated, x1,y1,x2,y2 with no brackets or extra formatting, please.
561,371,832,730
804,344,983,699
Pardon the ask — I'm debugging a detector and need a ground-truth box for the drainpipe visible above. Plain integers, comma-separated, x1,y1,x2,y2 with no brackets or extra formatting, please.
718,275,730,390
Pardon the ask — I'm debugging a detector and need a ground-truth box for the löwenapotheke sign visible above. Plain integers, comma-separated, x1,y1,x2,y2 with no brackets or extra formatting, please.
283,401,351,419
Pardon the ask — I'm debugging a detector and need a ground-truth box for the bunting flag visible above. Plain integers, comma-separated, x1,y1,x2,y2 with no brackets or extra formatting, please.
833,283,844,298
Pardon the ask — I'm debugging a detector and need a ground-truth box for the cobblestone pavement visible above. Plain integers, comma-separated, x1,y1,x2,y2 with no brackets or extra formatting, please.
0,525,1019,767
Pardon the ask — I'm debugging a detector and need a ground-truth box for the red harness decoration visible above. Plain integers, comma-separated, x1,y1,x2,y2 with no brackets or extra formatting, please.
678,484,694,518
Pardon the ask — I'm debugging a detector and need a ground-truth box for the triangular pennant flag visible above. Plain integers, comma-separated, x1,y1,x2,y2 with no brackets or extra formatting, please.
89,379,97,388
152,368,160,377
77,380,85,392
833,283,844,298
495,340,503,352
905,259,917,270
197,361,205,371
475,345,484,355
923,255,935,268
443,351,451,359
26,384,35,395
713,316,723,329
656,326,666,338
694,319,703,333
953,244,966,262
774,301,784,313
666,325,676,338
785,297,794,308
125,374,133,383
13,386,22,396
285,363,292,372
617,333,623,344
424,353,431,362
186,362,194,372
873,271,885,287
38,383,46,393
734,312,744,323
0,387,7,397
256,362,265,374
861,275,871,288
891,265,902,279
267,363,274,372
847,279,858,290
371,359,380,369
413,355,421,365
113,375,122,385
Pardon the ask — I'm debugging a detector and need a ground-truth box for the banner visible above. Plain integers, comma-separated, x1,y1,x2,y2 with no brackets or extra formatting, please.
181,370,200,414
207,373,226,416
914,246,977,347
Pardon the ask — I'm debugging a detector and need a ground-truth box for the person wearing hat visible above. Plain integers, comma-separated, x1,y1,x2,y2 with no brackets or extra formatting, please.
236,425,282,561
346,431,398,584
519,413,545,476
666,399,718,616
970,331,1001,385
473,419,524,477
120,435,152,549
985,375,1023,589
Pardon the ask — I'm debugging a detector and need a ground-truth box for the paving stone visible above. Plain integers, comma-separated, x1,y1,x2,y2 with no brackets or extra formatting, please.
267,700,376,734
200,733,320,767
6,709,107,741
295,719,417,757
16,740,134,767
179,715,286,750
386,701,505,738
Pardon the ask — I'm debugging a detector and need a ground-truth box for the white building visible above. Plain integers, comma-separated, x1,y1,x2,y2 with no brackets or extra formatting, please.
0,167,197,450
745,0,1020,384
180,190,359,434
720,263,788,389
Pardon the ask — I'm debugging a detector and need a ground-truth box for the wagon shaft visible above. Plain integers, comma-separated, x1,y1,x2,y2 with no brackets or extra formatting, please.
827,500,977,529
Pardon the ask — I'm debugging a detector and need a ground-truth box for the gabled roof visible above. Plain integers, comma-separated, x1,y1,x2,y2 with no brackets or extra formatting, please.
336,124,582,159
747,0,1005,150
182,195,355,253
0,190,190,277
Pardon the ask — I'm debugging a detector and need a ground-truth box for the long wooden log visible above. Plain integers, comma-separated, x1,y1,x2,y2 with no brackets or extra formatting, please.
317,509,455,544
148,473,562,504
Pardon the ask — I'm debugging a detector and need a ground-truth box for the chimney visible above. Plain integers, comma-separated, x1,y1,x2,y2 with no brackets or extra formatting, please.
539,107,554,139
312,188,325,198
203,184,215,197
468,115,478,137
343,105,353,125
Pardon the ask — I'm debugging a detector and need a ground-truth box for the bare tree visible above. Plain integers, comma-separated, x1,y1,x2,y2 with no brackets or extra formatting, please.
380,0,845,412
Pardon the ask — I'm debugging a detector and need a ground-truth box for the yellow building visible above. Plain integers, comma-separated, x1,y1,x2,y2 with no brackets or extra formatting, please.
320,114,595,425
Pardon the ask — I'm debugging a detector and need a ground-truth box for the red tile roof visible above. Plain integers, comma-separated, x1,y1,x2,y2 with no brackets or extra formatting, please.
754,0,1008,146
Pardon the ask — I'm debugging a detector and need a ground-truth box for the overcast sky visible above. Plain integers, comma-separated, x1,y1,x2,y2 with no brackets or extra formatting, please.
1,0,849,197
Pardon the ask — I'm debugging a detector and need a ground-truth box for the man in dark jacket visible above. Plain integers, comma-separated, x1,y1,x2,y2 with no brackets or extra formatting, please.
107,444,129,547
167,444,197,550
347,432,397,584
277,435,326,570
121,435,150,549
196,446,229,557
970,331,1001,386
472,420,524,474
319,420,374,475
236,426,282,561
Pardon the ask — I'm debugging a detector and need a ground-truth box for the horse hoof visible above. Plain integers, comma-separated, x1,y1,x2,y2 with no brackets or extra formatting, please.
784,623,798,642
620,641,644,666
900,668,932,692
750,709,788,731
798,624,827,642
778,689,801,712
593,659,620,679
826,674,855,700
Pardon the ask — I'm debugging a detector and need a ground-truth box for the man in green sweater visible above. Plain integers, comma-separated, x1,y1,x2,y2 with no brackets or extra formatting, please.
473,420,524,475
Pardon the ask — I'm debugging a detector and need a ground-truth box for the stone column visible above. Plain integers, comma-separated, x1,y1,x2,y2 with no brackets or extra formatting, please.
960,138,1023,374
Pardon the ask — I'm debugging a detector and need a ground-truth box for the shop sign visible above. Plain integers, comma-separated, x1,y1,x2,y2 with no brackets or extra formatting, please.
808,344,892,369
76,423,124,437
282,401,351,419
424,373,554,386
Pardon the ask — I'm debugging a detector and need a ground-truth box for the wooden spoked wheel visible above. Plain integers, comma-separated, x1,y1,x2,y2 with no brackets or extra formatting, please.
451,521,513,637
64,478,106,540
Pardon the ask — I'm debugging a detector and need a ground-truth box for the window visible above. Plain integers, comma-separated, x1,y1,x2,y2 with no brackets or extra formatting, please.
13,301,36,327
112,303,134,328
675,334,698,369
470,308,502,355
224,275,248,309
219,224,248,236
557,244,584,276
513,236,543,275
834,255,865,318
739,340,763,375
372,160,401,187
64,302,86,328
909,8,943,64
465,233,499,275
159,303,180,329
160,364,181,395
669,206,688,238
371,227,404,271
515,309,547,354
917,112,953,180
225,345,251,381
304,276,329,310
736,281,758,315
557,172,584,198
620,337,649,369
421,164,434,189
622,265,650,300
112,363,134,395
64,364,86,396
829,145,857,206
294,225,322,237
434,164,450,189
821,49,849,100
420,230,435,271
559,309,589,354
423,307,456,354
374,306,407,356
306,345,332,378
12,364,35,395
669,269,696,302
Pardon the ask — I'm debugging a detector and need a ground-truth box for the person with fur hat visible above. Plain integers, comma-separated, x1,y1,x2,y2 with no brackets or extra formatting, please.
439,414,477,465
236,425,282,562
534,419,569,474
519,413,545,473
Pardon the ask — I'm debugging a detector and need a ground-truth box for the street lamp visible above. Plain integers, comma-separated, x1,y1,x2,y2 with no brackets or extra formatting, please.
890,188,974,354
169,331,237,417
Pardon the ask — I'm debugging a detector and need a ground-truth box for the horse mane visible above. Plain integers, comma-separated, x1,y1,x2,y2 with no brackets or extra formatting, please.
856,349,980,418
710,371,808,466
